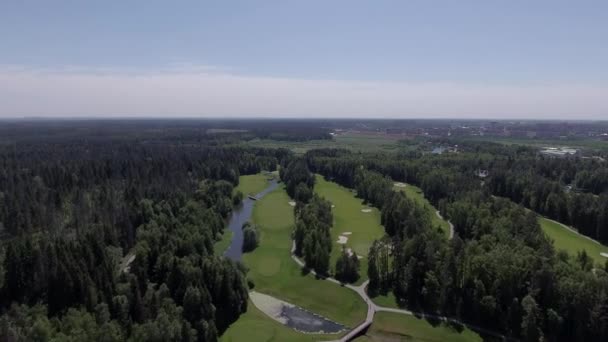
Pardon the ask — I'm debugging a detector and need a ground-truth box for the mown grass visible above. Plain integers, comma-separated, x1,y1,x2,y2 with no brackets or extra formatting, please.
314,175,386,283
354,312,482,342
220,300,326,342
539,217,608,265
232,185,366,334
394,183,451,238
236,173,272,196
213,230,233,256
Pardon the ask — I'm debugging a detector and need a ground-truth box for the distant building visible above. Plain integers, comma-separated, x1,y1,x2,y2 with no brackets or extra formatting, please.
540,147,579,158
476,169,489,178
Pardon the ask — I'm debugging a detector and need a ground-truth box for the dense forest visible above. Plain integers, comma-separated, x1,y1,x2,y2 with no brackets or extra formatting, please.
1,120,607,341
0,123,294,341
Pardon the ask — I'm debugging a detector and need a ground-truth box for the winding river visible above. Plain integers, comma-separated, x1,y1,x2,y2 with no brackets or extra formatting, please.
224,179,279,261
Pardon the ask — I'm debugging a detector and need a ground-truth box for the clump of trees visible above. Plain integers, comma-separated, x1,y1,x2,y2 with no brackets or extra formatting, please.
241,222,259,252
280,158,315,203
335,247,360,283
293,195,333,275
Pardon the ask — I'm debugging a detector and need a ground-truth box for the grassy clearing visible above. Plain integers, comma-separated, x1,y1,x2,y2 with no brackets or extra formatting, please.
394,183,451,238
236,173,271,196
354,312,482,342
370,292,399,309
314,175,386,283
241,185,367,328
539,217,608,265
220,300,329,342
214,230,233,256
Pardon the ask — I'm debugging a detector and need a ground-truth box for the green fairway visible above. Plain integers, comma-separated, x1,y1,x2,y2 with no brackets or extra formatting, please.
238,185,367,331
221,300,332,342
354,312,482,342
236,173,272,196
394,183,451,238
314,175,386,282
370,291,400,309
539,217,608,265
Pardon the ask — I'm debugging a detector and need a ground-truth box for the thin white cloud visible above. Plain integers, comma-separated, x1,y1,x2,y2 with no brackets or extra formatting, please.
0,65,606,119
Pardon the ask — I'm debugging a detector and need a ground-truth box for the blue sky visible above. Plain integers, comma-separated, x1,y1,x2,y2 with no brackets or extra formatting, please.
1,0,607,118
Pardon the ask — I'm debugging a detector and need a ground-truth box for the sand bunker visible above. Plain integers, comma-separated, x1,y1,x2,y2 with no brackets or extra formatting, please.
345,248,364,259
288,201,296,207
342,232,352,235
249,291,346,334
337,236,349,244
331,204,335,208
361,208,372,213
601,252,608,258
394,182,407,188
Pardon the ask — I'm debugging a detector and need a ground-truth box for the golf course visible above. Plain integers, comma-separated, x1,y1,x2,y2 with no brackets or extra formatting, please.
223,174,489,341
353,312,482,342
539,217,608,265
393,182,451,238
314,175,386,283
222,174,367,341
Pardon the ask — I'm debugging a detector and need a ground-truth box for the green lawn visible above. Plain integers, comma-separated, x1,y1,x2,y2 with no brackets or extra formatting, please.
214,230,233,256
233,185,366,333
539,217,608,265
221,300,329,342
314,175,386,283
236,173,272,196
370,291,400,309
354,312,482,342
394,183,451,238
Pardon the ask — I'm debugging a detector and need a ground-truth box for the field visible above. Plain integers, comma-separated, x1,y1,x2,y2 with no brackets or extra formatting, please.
394,183,451,238
231,185,367,333
354,312,482,342
539,217,608,265
246,132,404,154
236,173,272,196
314,175,386,283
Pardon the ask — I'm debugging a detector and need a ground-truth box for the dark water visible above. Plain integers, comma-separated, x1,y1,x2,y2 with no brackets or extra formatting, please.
224,179,279,261
281,305,346,333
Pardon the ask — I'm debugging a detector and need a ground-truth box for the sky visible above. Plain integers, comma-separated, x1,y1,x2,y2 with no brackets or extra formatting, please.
1,0,607,119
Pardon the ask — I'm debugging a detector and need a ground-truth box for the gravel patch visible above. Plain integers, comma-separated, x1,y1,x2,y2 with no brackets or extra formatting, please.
249,291,346,334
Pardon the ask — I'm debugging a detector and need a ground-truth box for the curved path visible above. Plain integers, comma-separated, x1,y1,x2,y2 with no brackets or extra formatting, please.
436,210,455,239
290,241,506,342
